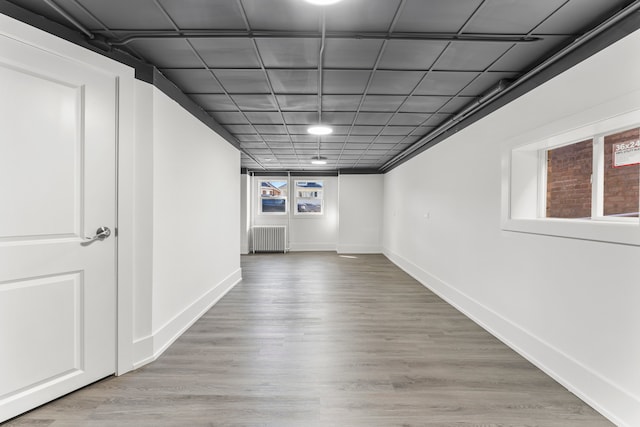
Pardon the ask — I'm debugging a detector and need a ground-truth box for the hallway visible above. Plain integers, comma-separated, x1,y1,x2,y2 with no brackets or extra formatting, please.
6,253,611,426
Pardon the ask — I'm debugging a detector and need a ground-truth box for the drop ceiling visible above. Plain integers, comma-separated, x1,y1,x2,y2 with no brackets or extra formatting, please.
4,0,638,171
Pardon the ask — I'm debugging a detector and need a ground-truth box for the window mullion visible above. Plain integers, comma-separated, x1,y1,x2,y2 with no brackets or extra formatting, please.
592,135,604,219
537,149,548,218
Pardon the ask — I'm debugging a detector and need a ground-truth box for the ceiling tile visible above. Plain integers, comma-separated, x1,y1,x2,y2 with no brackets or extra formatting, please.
464,0,567,34
225,124,256,134
215,69,270,93
361,95,406,112
15,0,99,29
237,135,262,142
368,71,426,95
323,70,371,94
459,72,518,96
414,71,479,95
356,112,394,125
345,136,376,143
324,39,383,69
351,126,384,135
158,0,246,29
322,112,357,125
240,142,266,150
438,96,478,114
283,112,318,124
209,111,249,125
268,70,318,94
256,38,320,68
322,95,364,111
534,0,631,34
325,0,402,31
382,126,415,136
434,42,511,71
242,0,321,31
245,112,284,124
255,124,287,134
399,96,449,113
423,114,452,127
189,94,235,111
277,95,318,111
378,40,448,70
389,113,429,126
128,39,201,68
374,136,405,144
395,0,484,32
79,0,173,29
189,38,260,68
368,143,399,150
230,94,278,110
489,36,572,72
291,135,317,143
161,69,224,94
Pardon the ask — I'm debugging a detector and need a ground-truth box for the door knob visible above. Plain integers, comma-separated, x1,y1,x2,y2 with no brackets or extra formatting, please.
84,226,111,242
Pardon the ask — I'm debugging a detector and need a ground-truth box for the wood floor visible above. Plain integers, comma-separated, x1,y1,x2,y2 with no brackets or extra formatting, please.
5,252,612,426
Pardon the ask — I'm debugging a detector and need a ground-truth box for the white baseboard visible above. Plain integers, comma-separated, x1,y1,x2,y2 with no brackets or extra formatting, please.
132,268,242,369
337,244,381,254
384,248,640,427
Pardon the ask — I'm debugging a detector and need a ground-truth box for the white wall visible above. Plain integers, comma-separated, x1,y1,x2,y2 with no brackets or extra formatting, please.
338,174,383,253
251,175,339,251
383,29,640,427
133,84,242,364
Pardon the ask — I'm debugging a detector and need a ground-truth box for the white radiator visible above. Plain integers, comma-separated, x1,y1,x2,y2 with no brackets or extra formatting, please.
252,226,287,253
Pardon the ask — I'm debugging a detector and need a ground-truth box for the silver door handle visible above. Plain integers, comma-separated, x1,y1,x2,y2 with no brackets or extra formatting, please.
85,226,111,242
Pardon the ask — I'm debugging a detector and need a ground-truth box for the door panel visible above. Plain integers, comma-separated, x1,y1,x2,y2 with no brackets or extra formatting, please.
0,33,116,422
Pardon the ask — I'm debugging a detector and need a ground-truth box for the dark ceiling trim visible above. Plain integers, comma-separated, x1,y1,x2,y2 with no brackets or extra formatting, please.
381,5,640,173
152,68,240,149
339,168,381,175
0,1,148,73
0,0,241,150
250,170,339,177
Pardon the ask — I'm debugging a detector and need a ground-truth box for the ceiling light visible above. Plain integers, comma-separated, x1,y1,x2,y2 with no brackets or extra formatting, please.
311,156,327,165
307,125,333,135
304,0,343,5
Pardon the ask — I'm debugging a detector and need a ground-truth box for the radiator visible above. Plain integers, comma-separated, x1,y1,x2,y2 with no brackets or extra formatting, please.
252,226,287,253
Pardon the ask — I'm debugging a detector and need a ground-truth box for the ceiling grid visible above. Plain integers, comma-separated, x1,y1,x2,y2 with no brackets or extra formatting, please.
8,0,638,171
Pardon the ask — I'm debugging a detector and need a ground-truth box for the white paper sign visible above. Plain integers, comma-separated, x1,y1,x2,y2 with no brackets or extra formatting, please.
613,140,640,167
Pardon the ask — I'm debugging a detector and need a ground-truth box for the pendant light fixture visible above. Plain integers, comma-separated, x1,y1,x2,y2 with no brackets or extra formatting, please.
307,125,333,135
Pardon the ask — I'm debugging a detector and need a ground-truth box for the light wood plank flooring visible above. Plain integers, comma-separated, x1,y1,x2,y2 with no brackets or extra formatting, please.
5,252,612,426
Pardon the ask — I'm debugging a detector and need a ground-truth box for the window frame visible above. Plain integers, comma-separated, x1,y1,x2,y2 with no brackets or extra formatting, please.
257,179,288,216
502,109,640,246
293,180,324,216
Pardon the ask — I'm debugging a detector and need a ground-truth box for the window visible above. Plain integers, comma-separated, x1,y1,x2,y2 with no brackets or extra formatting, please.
546,139,593,219
294,180,323,215
603,127,640,217
543,128,639,221
258,180,287,215
504,110,640,246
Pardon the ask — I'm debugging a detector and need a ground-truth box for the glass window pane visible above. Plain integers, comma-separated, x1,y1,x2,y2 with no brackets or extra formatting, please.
604,127,640,218
546,139,592,219
259,180,288,214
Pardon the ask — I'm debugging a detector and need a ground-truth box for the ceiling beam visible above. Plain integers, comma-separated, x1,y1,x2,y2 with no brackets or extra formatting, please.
105,30,544,46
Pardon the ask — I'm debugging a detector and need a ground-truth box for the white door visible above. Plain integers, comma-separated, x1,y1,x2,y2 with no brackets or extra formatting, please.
0,33,116,422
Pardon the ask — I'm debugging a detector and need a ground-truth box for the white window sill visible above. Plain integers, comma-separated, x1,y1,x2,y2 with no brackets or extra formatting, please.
501,217,640,246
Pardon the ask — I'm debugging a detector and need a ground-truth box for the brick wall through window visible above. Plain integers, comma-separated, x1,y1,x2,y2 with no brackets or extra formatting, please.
546,139,593,218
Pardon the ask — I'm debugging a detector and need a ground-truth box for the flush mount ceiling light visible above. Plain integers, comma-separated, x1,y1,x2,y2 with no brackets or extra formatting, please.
307,125,333,135
304,0,343,5
311,156,328,165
